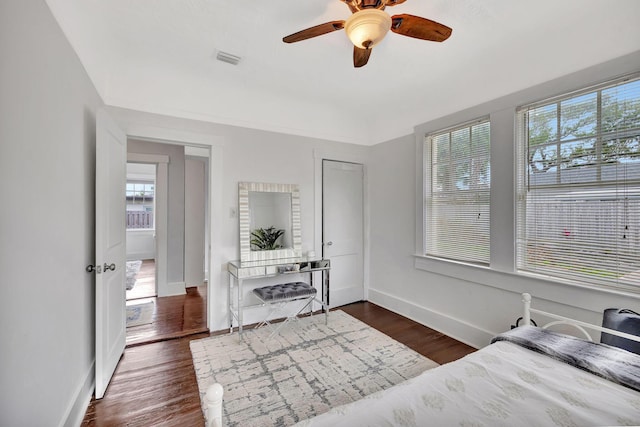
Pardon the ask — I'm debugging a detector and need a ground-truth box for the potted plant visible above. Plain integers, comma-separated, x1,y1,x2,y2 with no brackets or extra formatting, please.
250,226,285,250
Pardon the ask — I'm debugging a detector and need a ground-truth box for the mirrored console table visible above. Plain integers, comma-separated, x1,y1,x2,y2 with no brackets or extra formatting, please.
227,257,330,335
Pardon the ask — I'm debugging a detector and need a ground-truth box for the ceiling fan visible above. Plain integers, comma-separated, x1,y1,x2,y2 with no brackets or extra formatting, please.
283,0,452,68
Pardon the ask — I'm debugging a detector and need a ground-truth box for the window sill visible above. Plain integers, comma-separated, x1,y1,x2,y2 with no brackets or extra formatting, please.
413,254,640,311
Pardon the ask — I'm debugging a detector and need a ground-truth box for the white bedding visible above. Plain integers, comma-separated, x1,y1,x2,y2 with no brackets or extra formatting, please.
294,341,640,427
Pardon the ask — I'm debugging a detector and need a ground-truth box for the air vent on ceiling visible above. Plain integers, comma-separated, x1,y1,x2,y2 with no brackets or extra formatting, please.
216,51,241,66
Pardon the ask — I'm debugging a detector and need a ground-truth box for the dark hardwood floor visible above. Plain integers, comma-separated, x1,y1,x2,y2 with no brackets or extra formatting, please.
82,302,476,426
126,285,208,347
126,259,208,346
339,302,476,365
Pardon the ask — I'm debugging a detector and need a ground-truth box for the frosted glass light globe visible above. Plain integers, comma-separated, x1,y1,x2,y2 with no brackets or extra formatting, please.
345,9,392,49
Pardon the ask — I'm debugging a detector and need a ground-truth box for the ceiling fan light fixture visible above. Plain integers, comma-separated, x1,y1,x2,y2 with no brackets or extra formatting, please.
345,9,391,49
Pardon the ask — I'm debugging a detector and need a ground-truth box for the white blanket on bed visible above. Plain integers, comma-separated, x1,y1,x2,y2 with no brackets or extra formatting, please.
294,341,640,427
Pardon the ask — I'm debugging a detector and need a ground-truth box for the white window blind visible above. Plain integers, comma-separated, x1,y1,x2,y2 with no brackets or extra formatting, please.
516,74,640,293
425,119,491,264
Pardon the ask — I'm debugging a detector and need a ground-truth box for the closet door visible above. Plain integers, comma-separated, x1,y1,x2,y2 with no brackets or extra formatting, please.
322,160,364,307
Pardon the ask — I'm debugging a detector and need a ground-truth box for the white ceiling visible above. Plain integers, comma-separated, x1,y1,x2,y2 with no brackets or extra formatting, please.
45,0,640,145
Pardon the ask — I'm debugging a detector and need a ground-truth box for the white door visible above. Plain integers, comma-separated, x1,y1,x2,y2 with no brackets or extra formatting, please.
322,160,364,307
95,110,127,399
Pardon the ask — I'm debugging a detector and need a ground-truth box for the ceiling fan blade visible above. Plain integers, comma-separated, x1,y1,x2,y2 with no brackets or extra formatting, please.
384,0,407,6
390,14,452,42
353,46,372,68
283,21,345,43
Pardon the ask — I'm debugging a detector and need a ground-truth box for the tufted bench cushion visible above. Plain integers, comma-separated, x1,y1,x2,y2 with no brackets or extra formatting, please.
253,282,316,302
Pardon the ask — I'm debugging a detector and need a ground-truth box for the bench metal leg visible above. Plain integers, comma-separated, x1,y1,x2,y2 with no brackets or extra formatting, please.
253,295,317,338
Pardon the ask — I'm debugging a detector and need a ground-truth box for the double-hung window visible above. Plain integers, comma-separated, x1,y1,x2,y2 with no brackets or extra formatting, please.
424,119,491,264
516,75,640,292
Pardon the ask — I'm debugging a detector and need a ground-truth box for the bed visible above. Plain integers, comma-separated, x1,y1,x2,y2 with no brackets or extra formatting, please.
204,293,640,427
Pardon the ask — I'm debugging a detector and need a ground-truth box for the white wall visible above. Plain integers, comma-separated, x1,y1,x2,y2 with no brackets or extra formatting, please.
126,229,155,261
184,157,206,287
0,1,103,426
369,51,640,349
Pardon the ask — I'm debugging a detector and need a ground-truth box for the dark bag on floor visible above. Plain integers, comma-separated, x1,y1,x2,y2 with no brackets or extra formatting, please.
601,308,640,355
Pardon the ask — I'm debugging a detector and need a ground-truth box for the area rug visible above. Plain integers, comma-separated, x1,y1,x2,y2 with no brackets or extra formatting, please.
189,310,439,427
126,260,142,290
126,300,155,328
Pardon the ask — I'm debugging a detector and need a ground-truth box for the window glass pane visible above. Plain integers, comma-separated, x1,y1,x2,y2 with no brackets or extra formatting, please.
125,180,155,229
602,79,640,134
529,144,557,184
451,128,470,160
434,134,450,163
454,160,470,190
559,138,597,184
529,104,557,146
434,164,449,192
471,157,490,189
471,122,490,156
602,136,640,164
560,164,598,186
560,138,596,165
560,93,597,141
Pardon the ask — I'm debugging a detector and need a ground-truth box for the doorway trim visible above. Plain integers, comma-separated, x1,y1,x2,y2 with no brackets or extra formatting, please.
313,149,369,300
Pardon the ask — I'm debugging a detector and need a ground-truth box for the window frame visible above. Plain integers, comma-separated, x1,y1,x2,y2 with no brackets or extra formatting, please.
515,72,640,293
423,116,491,266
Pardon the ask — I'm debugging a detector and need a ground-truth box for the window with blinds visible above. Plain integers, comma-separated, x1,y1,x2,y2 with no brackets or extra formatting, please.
516,74,640,292
425,119,491,264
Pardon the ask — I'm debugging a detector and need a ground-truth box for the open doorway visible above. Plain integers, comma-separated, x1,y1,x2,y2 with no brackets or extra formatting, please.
124,140,209,346
125,163,157,301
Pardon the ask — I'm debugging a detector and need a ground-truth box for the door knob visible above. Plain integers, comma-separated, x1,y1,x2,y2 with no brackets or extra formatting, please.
86,264,102,274
103,263,116,272
326,241,333,246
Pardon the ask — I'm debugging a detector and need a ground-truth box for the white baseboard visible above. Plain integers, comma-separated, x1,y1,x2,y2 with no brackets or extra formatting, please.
60,361,94,427
368,289,493,349
329,287,365,309
158,281,186,297
126,252,155,261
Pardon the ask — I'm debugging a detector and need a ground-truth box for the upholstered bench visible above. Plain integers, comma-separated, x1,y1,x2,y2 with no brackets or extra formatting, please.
253,282,316,301
252,282,325,336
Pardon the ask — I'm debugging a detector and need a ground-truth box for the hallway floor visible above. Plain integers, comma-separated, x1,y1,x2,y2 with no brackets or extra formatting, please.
125,258,208,346
126,285,208,346
126,259,156,301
